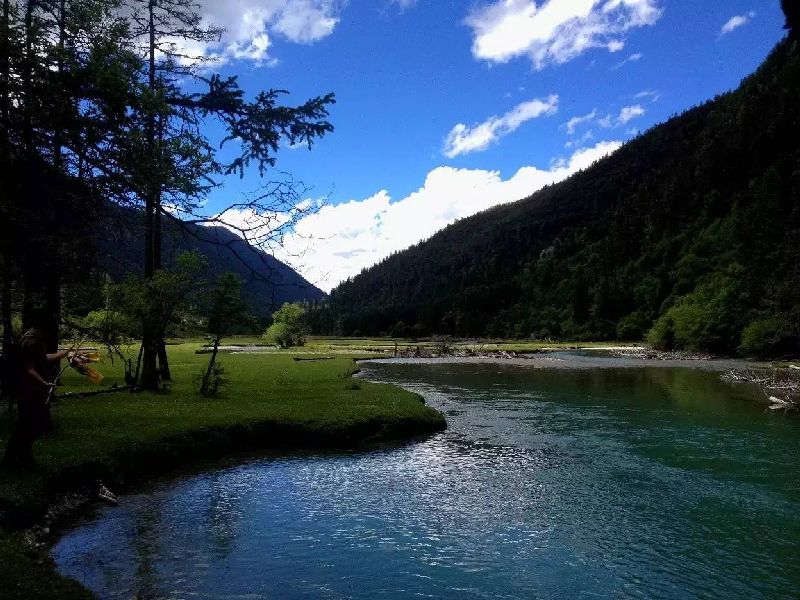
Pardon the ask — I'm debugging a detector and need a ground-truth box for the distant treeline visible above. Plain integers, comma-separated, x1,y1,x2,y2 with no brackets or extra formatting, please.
309,39,800,357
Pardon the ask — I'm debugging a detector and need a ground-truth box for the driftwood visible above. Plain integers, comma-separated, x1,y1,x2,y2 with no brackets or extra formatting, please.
723,368,800,410
392,346,522,359
56,384,135,400
98,483,118,506
723,368,800,391
611,348,713,361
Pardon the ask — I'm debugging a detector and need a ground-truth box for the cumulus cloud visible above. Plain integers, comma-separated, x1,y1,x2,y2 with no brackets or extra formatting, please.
720,11,756,36
267,141,621,290
465,0,662,69
164,0,346,64
272,0,341,43
617,104,645,124
599,104,645,127
443,95,559,158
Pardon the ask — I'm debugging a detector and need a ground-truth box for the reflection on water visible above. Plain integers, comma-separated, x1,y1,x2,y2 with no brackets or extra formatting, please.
53,359,800,599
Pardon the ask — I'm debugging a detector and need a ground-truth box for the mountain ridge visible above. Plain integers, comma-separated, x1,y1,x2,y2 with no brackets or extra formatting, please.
312,38,800,356
97,205,325,318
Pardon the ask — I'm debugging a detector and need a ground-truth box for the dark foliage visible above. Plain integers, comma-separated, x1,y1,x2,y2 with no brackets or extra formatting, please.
311,39,800,356
783,0,800,38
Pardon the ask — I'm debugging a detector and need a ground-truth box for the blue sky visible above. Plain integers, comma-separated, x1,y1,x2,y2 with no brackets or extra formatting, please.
184,1,787,291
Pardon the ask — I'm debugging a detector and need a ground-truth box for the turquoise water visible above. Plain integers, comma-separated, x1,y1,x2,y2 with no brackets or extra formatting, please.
53,359,800,599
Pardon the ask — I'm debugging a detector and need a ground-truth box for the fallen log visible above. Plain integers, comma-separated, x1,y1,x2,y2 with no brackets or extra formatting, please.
56,384,135,400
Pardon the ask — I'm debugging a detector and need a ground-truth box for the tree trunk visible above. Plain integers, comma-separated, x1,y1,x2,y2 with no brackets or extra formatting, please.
139,331,159,390
140,190,158,389
157,341,171,381
1,270,11,353
21,272,34,332
134,343,144,381
42,270,59,353
1,0,10,144
153,113,170,380
42,270,60,384
139,0,160,390
1,269,11,407
200,336,220,395
20,264,60,354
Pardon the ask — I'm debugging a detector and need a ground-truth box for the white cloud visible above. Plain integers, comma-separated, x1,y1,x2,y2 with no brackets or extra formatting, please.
611,51,643,69
566,104,645,139
161,0,346,64
465,0,662,69
607,40,625,52
564,109,598,134
617,104,645,124
273,0,341,43
270,141,622,290
720,11,756,36
443,95,559,158
599,104,645,127
634,89,660,102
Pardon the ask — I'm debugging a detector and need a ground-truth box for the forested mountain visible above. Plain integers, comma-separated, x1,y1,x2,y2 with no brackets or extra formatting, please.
311,38,800,356
95,206,325,318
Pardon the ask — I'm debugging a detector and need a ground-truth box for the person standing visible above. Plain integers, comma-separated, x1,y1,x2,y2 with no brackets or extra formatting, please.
3,329,70,469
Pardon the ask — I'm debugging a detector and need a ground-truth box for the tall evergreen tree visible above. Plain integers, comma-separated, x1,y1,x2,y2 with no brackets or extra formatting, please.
0,0,139,356
119,0,335,389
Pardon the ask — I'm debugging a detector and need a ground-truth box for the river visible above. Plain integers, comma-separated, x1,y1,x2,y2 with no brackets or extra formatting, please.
53,355,800,599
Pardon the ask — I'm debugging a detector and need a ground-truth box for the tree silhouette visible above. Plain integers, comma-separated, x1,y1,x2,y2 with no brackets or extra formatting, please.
121,0,334,390
1,1,335,394
782,0,800,39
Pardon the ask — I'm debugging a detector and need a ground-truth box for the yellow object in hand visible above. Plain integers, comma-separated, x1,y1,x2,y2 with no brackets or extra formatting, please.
84,366,104,384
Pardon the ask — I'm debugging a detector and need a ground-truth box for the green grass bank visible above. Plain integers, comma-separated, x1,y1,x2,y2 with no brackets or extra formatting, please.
0,342,446,599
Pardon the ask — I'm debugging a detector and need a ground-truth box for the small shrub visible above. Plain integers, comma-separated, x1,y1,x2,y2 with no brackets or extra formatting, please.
646,271,742,353
197,362,227,397
738,317,795,357
263,303,308,348
646,314,675,350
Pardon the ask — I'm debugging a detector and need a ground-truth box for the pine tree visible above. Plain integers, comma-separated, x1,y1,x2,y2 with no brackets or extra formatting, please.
119,0,335,389
0,0,140,355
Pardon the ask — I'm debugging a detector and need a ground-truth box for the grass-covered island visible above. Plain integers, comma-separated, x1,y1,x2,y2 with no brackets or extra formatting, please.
0,342,446,599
